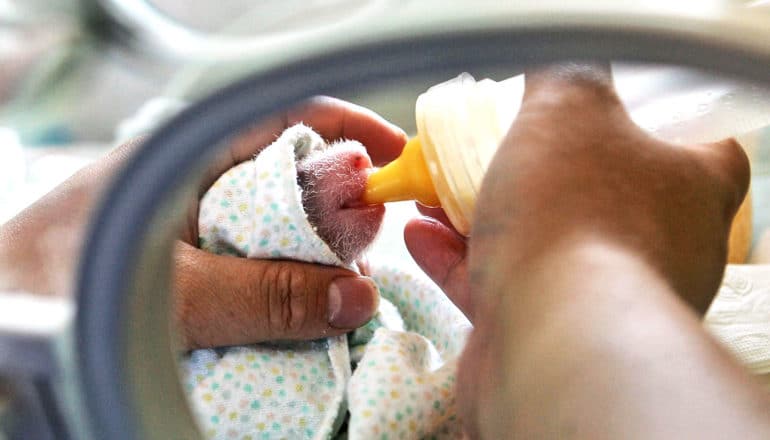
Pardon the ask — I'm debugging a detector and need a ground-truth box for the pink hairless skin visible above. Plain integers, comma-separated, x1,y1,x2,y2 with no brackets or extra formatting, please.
296,140,386,265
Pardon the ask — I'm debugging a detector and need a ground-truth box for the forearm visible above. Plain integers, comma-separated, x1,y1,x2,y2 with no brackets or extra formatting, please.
476,238,770,439
0,174,93,295
0,144,132,295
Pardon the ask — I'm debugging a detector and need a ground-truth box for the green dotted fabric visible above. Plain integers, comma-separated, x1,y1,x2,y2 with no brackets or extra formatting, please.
180,125,471,440
348,262,470,439
183,341,349,439
197,124,340,265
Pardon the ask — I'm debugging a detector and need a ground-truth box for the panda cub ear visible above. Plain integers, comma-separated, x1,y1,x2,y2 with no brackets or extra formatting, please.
278,123,328,160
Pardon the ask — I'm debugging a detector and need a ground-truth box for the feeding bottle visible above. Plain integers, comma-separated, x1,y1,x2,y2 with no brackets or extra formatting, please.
363,69,770,237
363,73,523,235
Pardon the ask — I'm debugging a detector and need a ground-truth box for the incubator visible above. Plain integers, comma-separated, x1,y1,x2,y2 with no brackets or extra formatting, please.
2,1,770,439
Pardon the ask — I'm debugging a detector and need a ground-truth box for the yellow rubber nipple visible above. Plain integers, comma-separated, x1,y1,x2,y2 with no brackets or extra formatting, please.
363,136,440,207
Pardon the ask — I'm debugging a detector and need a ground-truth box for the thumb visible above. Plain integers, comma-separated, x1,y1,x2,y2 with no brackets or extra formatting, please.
404,217,473,321
173,242,379,349
691,137,751,220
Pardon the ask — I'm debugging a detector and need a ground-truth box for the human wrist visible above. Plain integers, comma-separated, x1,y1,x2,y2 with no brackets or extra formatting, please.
486,221,720,316
469,231,676,334
508,233,666,302
465,232,769,440
463,234,681,438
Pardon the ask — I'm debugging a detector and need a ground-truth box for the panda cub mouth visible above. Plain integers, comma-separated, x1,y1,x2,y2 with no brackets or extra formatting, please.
295,140,385,264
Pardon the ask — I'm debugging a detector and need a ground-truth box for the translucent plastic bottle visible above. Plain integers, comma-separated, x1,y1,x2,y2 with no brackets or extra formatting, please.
363,69,770,237
363,73,523,235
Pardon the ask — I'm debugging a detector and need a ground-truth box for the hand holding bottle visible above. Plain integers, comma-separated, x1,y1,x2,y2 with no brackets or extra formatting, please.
406,64,770,439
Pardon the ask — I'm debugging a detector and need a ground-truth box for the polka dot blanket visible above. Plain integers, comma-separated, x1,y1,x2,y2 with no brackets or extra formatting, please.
180,124,472,439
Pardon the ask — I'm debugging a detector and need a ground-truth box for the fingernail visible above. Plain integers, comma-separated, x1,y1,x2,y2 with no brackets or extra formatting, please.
328,276,379,329
392,123,408,138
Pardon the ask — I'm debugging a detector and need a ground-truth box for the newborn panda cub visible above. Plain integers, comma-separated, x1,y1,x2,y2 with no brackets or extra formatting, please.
188,125,468,440
293,131,385,264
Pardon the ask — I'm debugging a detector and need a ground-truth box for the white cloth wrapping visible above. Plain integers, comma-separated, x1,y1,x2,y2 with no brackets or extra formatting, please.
180,125,471,439
706,265,770,376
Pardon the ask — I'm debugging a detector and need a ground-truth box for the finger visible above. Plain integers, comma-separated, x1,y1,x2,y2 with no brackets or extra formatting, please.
173,242,379,349
691,137,751,218
404,217,473,321
287,96,408,166
415,204,455,231
198,97,407,192
226,96,407,167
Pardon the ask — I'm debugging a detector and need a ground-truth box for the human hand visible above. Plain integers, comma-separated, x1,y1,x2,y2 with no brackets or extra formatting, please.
468,64,750,438
404,206,473,319
404,64,752,438
468,64,748,314
174,97,407,349
0,97,407,349
404,65,749,320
